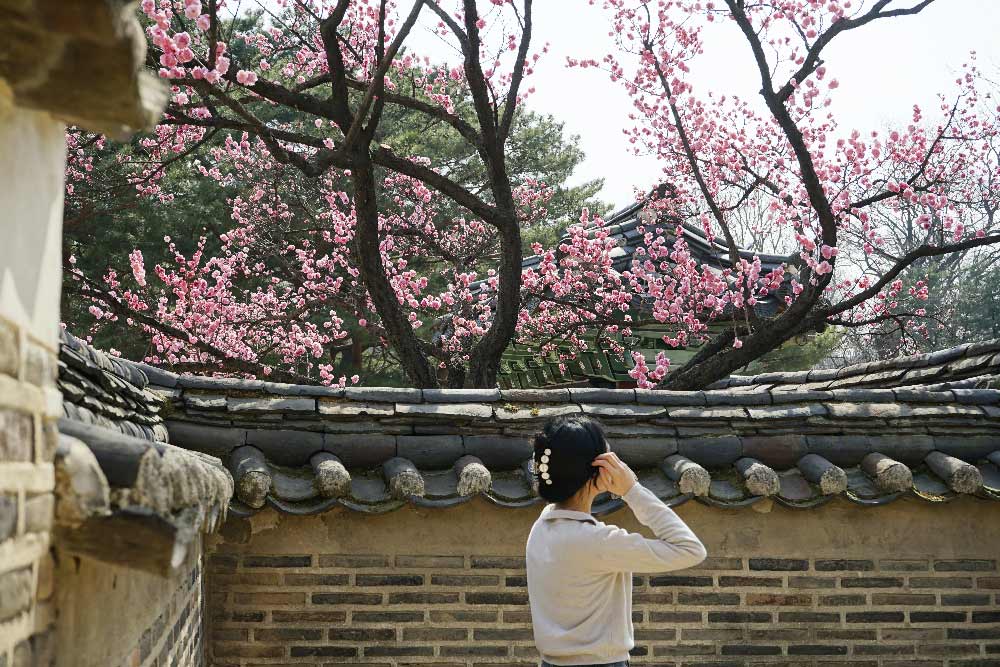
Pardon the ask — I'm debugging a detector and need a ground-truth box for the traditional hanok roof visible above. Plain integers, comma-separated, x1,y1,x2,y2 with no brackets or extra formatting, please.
136,364,1000,517
707,339,1000,391
56,331,232,574
496,199,794,389
521,199,792,313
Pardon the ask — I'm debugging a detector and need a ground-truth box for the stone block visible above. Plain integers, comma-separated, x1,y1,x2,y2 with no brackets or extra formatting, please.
749,558,808,571
667,407,747,420
345,387,422,403
892,388,953,403
0,495,16,541
0,409,34,461
422,389,501,403
748,404,827,420
319,554,390,568
0,567,33,622
635,390,706,405
704,390,771,406
494,404,580,421
318,400,394,416
22,341,55,388
38,420,58,462
36,553,54,601
395,403,494,419
23,493,52,534
830,388,898,403
581,403,666,418
184,394,227,410
500,388,570,403
0,318,18,378
909,404,984,418
769,389,833,403
182,377,270,393
568,388,636,403
228,396,316,413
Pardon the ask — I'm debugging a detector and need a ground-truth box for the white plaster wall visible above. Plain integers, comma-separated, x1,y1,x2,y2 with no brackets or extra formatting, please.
0,85,66,351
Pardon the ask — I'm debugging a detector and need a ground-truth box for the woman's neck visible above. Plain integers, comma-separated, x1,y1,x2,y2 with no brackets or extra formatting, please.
555,493,593,514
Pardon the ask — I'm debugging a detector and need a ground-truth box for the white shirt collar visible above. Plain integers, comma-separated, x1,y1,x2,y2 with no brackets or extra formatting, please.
540,503,597,524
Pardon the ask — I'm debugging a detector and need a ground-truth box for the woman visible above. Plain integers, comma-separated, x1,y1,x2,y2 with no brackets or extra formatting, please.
526,414,707,667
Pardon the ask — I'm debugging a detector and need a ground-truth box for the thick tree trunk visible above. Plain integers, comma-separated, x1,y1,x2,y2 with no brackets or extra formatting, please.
350,158,439,388
661,299,822,390
466,215,522,388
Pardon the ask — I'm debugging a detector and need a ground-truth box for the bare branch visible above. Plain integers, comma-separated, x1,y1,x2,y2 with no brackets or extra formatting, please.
826,234,1000,317
342,0,425,150
498,0,532,142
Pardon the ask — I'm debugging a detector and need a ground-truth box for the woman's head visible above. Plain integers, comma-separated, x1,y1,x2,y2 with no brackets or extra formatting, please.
531,414,610,503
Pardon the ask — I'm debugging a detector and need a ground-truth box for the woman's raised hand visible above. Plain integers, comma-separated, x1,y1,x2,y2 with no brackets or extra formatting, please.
592,451,638,496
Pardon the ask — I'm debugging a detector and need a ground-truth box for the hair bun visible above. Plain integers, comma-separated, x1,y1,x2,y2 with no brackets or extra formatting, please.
532,432,549,453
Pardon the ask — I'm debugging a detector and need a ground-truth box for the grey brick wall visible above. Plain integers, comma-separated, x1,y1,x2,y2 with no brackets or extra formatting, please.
206,550,1000,667
0,315,58,665
117,556,206,667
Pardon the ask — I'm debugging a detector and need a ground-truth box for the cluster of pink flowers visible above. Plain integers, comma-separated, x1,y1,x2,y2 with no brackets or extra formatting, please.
65,1,1000,387
575,0,1000,384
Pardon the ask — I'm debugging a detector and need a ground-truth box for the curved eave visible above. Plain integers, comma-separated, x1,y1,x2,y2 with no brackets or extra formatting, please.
225,461,1000,517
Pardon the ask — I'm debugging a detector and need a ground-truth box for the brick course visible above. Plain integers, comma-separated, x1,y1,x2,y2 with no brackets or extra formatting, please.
207,551,1000,666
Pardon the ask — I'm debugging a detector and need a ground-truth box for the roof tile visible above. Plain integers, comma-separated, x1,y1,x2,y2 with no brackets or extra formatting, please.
57,332,1000,517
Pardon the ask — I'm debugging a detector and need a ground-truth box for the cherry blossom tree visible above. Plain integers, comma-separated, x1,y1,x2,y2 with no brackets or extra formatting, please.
69,0,546,388
67,0,1000,391
580,0,1000,389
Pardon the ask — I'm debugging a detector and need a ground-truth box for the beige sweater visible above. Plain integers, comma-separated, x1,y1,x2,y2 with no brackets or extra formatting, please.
525,482,707,665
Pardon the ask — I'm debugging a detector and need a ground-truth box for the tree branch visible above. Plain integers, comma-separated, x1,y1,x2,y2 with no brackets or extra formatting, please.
826,234,1000,317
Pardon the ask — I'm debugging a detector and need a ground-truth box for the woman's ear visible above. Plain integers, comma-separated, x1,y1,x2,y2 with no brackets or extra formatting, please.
590,473,605,494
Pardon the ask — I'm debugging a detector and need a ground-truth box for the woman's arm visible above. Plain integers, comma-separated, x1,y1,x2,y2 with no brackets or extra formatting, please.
604,482,707,572
590,453,707,573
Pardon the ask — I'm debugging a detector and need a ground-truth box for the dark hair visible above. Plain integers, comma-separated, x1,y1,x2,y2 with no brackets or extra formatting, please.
531,414,610,503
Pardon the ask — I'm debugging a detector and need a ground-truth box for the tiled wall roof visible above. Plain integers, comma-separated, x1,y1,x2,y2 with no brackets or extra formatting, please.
708,340,1000,391
480,198,793,320
57,332,1000,519
57,331,231,534
59,330,167,442
152,379,1000,518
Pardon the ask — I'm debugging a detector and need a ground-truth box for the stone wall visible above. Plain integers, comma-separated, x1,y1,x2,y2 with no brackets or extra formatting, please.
206,497,1000,667
0,97,65,666
0,8,172,659
55,538,205,667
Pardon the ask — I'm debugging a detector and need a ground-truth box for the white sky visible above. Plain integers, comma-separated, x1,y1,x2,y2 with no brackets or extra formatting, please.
405,1,1000,208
